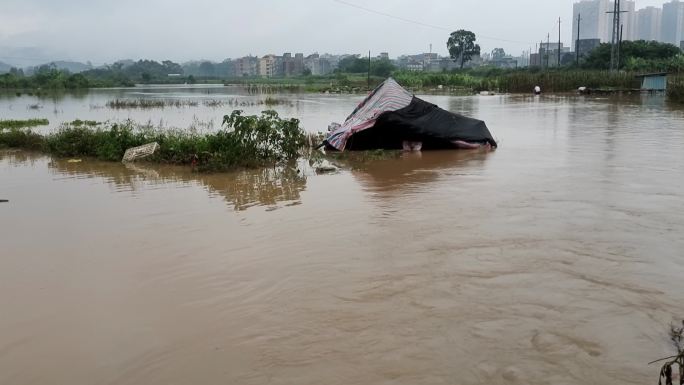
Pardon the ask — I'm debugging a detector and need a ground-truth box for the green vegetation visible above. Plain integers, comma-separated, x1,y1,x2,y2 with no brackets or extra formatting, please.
668,76,684,104
582,41,682,71
0,66,113,90
392,68,639,93
0,119,49,129
652,320,683,385
447,30,481,69
496,70,639,93
336,56,397,77
0,111,306,172
0,128,44,150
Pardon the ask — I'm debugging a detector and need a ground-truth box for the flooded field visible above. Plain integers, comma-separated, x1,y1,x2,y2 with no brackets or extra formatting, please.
2,89,684,385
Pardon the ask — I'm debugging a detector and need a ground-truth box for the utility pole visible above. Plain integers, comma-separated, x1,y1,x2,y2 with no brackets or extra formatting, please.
576,13,581,66
607,0,627,71
617,24,623,70
558,17,562,67
367,50,371,90
546,33,550,69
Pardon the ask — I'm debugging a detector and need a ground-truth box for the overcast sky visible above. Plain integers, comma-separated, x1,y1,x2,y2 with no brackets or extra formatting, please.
0,0,670,66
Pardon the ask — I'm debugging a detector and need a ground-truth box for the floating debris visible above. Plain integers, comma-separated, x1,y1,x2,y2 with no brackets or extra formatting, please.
122,142,159,162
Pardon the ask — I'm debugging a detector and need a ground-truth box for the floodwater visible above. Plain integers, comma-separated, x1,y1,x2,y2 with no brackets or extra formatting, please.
2,89,684,385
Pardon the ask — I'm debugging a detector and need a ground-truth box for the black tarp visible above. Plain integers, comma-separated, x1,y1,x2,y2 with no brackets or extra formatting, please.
343,96,497,151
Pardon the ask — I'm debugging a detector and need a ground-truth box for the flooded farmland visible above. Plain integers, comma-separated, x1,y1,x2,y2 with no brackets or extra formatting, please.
2,87,684,385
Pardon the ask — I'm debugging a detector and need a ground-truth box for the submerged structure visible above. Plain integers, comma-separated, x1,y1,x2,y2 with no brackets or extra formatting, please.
325,78,497,151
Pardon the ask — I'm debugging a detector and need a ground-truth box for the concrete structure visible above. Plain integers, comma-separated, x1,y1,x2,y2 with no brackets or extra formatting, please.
681,40,684,50
572,0,637,49
258,55,277,78
662,0,684,46
636,6,662,41
530,53,542,67
304,53,332,75
607,0,636,41
294,53,305,75
572,0,611,50
538,43,571,67
234,56,258,77
637,72,668,91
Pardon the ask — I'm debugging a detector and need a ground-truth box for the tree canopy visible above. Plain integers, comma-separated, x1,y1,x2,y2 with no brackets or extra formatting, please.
583,40,681,70
447,30,481,69
336,55,396,77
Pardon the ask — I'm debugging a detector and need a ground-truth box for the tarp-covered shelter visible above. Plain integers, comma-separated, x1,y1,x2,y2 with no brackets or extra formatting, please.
325,78,497,151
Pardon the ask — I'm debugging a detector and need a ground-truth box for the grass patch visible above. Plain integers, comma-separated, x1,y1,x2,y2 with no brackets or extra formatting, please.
0,119,49,129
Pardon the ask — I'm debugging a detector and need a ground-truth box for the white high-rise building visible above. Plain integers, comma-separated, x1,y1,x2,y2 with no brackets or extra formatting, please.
662,0,684,46
620,0,637,41
572,0,612,50
572,0,639,49
636,6,662,41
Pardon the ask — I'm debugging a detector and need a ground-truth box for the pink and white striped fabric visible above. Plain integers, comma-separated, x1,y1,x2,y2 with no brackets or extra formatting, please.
325,78,413,151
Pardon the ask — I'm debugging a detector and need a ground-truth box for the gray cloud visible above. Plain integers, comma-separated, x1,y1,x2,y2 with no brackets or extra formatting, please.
0,0,670,65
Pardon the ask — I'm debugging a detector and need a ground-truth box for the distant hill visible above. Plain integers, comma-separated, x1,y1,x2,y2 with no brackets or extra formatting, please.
0,61,12,73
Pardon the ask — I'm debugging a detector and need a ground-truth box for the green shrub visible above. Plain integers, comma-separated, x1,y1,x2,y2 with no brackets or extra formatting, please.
0,128,44,150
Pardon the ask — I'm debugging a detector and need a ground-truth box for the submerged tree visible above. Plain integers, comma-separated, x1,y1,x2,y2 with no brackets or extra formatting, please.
447,30,481,69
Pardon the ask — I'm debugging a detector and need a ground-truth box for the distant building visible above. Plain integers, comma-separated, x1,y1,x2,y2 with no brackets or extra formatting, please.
572,0,636,49
234,56,258,77
636,6,662,41
530,53,542,67
259,55,277,78
294,53,304,75
378,52,389,60
681,40,684,50
425,57,458,72
572,0,611,50
662,0,684,46
610,0,636,41
304,53,332,75
491,57,519,69
538,43,571,67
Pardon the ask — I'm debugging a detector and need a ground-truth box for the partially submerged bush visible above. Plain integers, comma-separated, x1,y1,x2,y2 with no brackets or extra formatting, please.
2,111,306,172
0,128,44,150
223,110,305,162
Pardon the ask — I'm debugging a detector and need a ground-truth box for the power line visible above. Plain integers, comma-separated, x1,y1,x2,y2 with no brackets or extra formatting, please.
331,0,533,45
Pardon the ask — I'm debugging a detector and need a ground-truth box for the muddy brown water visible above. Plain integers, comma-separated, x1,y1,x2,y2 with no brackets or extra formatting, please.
2,92,684,385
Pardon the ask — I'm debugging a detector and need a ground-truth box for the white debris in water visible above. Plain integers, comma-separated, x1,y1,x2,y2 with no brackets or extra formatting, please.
122,142,159,162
